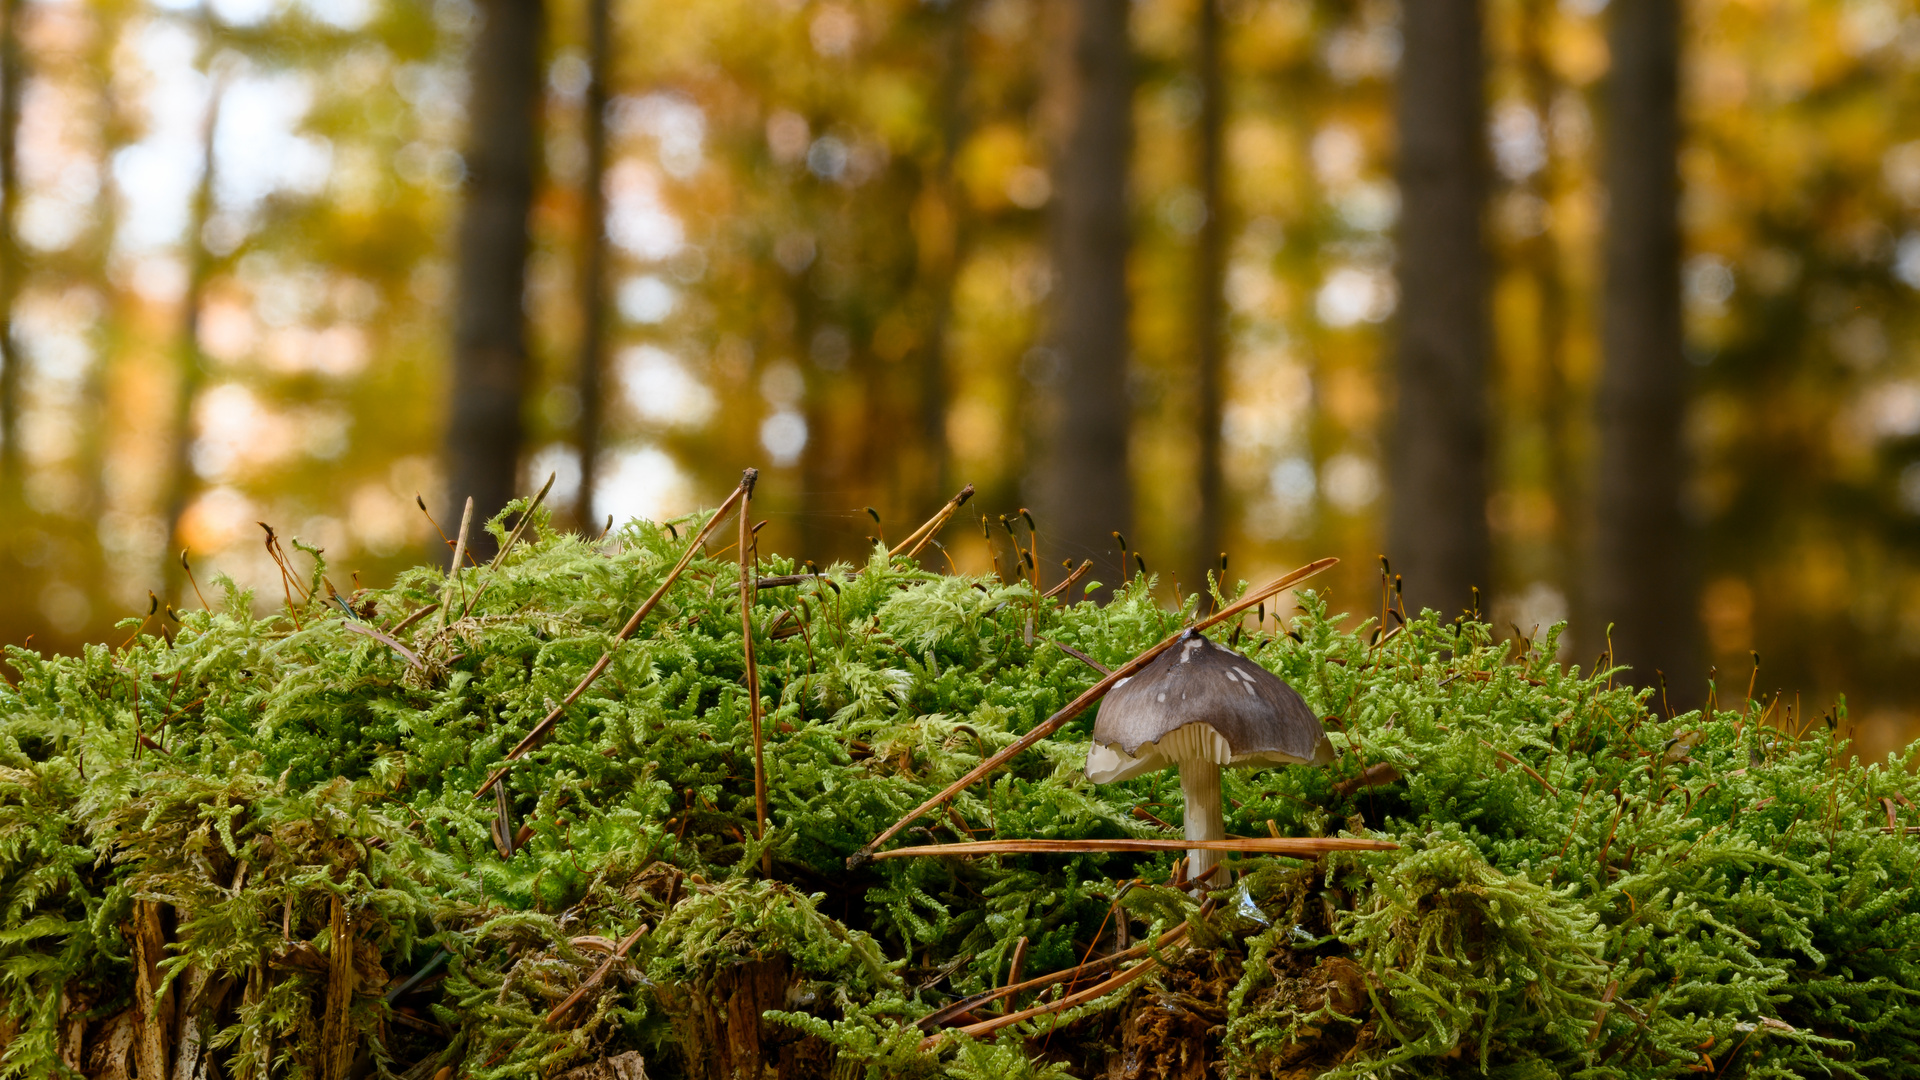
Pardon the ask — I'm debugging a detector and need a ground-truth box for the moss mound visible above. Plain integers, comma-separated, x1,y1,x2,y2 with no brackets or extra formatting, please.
3,500,1919,1079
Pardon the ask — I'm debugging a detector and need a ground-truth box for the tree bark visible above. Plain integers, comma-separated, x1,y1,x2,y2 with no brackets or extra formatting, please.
1031,0,1132,586
1591,0,1697,702
1387,0,1491,619
573,0,611,532
1191,0,1225,607
447,0,543,559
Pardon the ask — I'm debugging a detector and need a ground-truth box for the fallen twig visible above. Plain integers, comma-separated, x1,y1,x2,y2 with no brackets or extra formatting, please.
918,919,1194,1031
544,921,650,1027
850,557,1338,866
474,475,755,798
871,836,1397,860
386,602,440,636
923,954,1160,1049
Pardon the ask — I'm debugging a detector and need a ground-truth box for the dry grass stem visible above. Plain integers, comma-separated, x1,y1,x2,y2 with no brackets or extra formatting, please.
342,622,424,669
462,472,556,617
736,468,770,876
441,498,473,628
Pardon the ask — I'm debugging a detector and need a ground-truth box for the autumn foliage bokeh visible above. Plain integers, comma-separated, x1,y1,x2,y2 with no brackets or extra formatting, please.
3,0,1920,752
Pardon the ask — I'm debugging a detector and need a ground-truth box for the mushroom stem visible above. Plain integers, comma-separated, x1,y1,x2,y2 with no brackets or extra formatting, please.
1178,760,1226,889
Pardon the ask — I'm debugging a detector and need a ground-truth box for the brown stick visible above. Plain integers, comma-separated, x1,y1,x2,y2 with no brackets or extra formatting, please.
849,557,1338,866
544,920,650,1026
737,468,770,877
924,954,1161,1049
474,476,754,798
919,919,1193,1031
870,836,1397,860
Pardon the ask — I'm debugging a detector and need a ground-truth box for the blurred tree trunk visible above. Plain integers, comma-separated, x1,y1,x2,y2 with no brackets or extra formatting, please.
1390,0,1489,618
573,0,610,533
1388,0,1491,618
164,71,224,606
0,0,21,521
1520,0,1574,607
1190,0,1225,606
912,0,972,517
1032,0,1132,586
447,0,543,558
1591,0,1698,702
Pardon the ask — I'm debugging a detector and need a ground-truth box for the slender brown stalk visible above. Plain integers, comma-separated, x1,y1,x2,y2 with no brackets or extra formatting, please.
179,550,210,610
849,557,1337,865
893,482,975,559
1005,936,1029,992
1041,559,1093,601
737,468,770,876
474,475,753,798
870,836,1396,860
441,497,474,628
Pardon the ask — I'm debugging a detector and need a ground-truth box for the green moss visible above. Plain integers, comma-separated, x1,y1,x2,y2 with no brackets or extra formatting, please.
2,501,1918,1078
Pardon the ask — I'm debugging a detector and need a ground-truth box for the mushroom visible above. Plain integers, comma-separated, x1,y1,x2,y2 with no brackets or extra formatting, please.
1085,629,1334,888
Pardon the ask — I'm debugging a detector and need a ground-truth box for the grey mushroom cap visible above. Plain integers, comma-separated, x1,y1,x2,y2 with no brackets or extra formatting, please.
1085,630,1335,783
